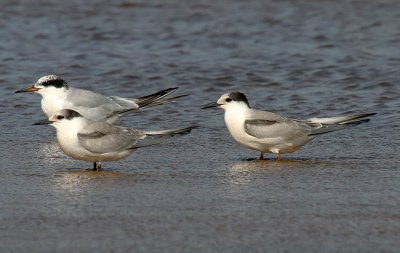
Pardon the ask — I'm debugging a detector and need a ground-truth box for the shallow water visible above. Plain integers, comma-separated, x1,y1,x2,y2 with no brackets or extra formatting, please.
0,0,400,252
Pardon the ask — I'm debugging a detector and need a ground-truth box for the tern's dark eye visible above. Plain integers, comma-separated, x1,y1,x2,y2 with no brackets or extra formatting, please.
57,115,65,120
225,98,232,103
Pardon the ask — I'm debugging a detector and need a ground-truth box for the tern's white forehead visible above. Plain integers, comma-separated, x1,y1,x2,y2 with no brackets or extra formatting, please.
220,93,230,99
37,75,61,84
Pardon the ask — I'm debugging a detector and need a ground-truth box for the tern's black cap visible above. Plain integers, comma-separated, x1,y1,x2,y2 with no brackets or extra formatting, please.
37,75,68,88
63,109,82,120
228,92,250,107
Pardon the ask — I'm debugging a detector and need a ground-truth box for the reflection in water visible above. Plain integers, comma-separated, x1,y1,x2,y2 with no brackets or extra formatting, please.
223,159,326,199
228,159,323,175
53,171,93,194
51,170,130,195
226,160,280,185
47,170,137,217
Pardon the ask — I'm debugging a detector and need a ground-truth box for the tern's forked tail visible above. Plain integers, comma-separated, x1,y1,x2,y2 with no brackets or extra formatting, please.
305,113,376,136
131,125,199,149
306,113,376,125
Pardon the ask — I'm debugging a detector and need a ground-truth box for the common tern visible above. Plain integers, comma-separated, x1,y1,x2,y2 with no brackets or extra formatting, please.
16,75,185,123
35,109,198,171
203,92,376,160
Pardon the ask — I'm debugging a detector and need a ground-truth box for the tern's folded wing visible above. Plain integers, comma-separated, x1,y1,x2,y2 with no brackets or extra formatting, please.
77,122,144,154
244,110,311,141
65,87,118,108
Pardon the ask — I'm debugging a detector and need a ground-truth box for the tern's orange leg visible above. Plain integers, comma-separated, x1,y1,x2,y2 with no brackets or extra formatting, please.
94,162,102,171
259,153,264,160
275,153,281,160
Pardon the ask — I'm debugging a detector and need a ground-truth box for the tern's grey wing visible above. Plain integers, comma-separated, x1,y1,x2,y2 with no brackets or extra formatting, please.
109,96,140,108
244,110,312,140
65,87,116,108
77,122,145,154
64,88,137,121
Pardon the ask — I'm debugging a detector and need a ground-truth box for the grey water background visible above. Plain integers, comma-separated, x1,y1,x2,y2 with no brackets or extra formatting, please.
0,0,399,252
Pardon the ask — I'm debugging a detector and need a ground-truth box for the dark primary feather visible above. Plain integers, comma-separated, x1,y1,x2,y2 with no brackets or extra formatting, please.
104,94,189,122
134,87,178,108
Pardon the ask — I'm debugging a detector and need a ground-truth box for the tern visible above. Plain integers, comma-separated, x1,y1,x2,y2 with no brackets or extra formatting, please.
16,75,185,123
203,92,376,160
35,109,198,171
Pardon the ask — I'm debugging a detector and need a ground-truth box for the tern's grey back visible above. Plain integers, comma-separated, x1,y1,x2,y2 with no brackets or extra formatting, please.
65,87,122,108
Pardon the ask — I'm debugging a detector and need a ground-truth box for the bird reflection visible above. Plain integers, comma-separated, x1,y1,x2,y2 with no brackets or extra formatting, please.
228,158,317,174
54,170,129,189
224,159,324,197
53,171,94,194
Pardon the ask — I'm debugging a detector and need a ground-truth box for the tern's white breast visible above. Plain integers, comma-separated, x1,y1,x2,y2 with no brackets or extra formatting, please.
223,105,263,151
41,88,68,117
56,126,91,161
